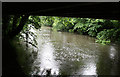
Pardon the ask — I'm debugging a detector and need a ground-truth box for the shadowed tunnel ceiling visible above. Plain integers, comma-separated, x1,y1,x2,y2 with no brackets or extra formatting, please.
2,2,120,20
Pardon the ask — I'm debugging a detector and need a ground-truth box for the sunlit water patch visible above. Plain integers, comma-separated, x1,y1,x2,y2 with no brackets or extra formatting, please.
31,27,59,75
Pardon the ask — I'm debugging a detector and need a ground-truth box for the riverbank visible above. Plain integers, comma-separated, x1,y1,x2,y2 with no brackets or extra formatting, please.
39,16,120,45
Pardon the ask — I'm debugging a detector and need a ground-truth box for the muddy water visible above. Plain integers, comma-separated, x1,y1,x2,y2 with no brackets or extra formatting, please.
29,26,120,76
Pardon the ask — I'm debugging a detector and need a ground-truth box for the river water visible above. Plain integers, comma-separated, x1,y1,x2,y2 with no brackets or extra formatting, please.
20,26,120,76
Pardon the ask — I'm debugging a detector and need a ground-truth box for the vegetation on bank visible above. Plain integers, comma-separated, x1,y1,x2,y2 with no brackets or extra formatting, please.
39,16,120,45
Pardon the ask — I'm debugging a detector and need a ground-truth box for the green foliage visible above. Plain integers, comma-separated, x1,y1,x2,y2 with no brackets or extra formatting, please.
96,29,111,45
96,28,120,44
74,21,88,34
40,16,53,26
69,29,74,33
73,18,103,36
28,16,41,29
52,16,76,32
38,16,120,45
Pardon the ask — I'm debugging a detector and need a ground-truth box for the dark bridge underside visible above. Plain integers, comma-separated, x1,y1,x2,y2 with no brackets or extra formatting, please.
2,2,120,20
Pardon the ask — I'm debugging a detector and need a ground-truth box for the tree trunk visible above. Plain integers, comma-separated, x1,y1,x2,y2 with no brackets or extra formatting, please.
10,14,29,38
12,15,21,31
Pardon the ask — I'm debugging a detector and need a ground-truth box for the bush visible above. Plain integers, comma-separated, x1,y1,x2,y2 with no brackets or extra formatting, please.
96,28,120,44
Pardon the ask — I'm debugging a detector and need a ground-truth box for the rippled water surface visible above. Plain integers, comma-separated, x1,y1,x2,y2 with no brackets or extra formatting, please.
22,26,120,76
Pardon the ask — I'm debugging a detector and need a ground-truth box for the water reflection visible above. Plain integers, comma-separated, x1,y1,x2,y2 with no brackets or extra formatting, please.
109,45,119,75
39,42,59,75
109,46,116,59
82,61,97,75
34,27,59,75
26,26,120,76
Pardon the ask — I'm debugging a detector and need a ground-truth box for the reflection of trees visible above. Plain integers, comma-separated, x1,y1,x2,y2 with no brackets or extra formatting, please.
109,45,120,75
96,45,114,75
59,61,82,75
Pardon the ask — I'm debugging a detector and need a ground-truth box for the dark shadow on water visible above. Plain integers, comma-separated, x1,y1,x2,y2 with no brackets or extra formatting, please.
2,38,27,77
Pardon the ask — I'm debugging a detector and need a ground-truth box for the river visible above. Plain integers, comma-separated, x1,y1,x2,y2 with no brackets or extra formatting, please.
19,26,120,76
